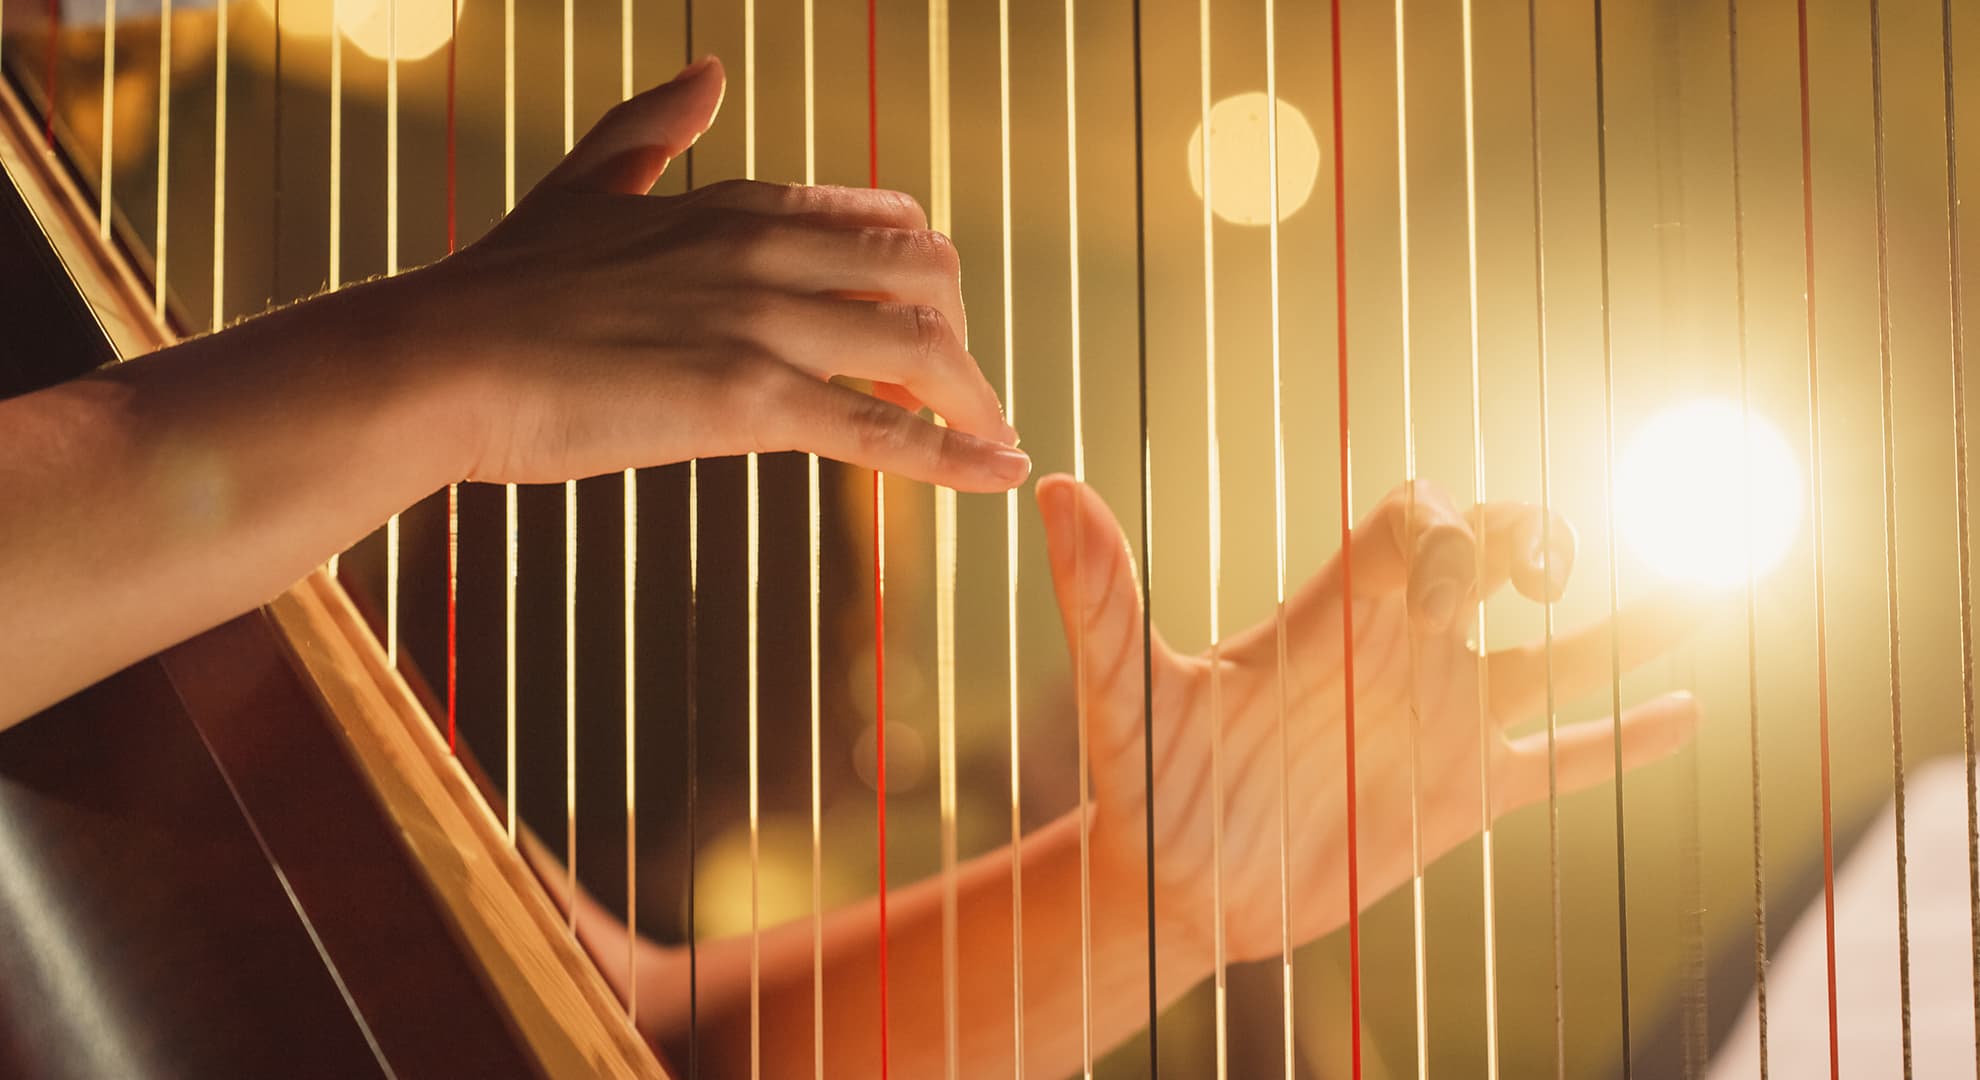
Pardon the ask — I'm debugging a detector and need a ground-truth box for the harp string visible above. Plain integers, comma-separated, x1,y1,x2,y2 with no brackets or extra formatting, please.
743,5,760,1075
925,0,960,1072
683,3,700,1074
1391,0,1427,1070
384,0,397,668
1458,2,1499,1074
1938,1,1980,1071
562,0,580,941
1262,0,1295,1072
619,0,636,1019
43,0,55,147
1326,0,1362,1072
1127,0,1158,1072
499,0,516,837
1865,0,1912,1071
154,0,172,318
445,0,458,752
1788,1,1841,1074
1722,0,1767,1074
802,3,822,1075
1588,0,1633,1072
865,2,892,1073
1195,0,1228,1074
1522,0,1563,1071
1069,0,1085,1070
212,0,227,333
97,0,112,238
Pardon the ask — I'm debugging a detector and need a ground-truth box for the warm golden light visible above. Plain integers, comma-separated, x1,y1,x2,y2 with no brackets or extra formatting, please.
251,0,458,62
1186,92,1320,226
1615,398,1803,589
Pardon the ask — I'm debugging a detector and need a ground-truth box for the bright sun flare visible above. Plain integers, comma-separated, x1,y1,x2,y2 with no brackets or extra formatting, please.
1615,398,1803,589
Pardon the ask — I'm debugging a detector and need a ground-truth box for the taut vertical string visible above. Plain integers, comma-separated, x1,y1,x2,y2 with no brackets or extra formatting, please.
802,4,822,1075
867,1,891,1072
1788,2,1841,1074
743,6,761,1075
445,0,458,755
1262,0,1293,1072
1195,0,1227,1073
683,6,701,1076
619,0,636,1019
154,0,172,317
383,0,397,667
1723,1,1768,1073
1865,0,1911,1072
1522,0,1563,1072
1052,0,1079,1071
1587,2,1632,1072
1330,0,1362,1072
99,0,113,237
1128,0,1159,1073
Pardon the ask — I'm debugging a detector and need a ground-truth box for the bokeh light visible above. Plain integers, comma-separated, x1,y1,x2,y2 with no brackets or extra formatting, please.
1615,398,1802,589
1185,92,1321,226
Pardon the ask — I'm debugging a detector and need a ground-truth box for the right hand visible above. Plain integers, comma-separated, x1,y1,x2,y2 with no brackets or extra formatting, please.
404,56,1028,492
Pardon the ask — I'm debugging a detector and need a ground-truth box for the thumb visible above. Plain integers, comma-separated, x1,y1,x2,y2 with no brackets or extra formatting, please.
543,56,726,195
1038,476,1152,735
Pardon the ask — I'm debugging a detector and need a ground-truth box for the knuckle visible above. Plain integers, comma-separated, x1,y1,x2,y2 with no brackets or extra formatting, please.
901,303,949,364
848,393,918,461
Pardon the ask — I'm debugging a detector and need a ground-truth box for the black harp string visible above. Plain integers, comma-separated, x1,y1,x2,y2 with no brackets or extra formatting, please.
1724,0,1768,1074
1587,0,1632,1073
1866,0,1913,1073
1127,0,1159,1074
1940,0,1979,1070
1522,0,1564,1073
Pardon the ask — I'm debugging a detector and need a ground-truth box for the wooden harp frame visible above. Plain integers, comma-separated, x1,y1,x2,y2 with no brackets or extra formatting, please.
0,70,666,1080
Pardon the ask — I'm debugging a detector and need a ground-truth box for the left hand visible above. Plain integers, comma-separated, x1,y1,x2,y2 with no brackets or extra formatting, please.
1036,474,1700,965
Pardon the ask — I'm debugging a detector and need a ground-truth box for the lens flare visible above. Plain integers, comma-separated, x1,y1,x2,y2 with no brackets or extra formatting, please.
1615,398,1802,589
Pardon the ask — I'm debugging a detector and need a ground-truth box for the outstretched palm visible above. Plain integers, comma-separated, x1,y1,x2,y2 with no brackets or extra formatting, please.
1037,474,1698,966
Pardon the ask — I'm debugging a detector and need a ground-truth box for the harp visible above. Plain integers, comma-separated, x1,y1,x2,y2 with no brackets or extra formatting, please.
2,0,1977,1076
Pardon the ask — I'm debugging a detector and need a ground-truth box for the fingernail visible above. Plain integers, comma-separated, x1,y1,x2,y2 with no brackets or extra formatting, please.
988,446,1032,486
672,55,716,83
999,420,1022,447
1419,579,1460,630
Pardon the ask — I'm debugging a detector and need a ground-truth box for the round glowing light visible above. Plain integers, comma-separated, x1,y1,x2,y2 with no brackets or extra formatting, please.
251,0,460,62
1615,398,1803,589
1186,92,1322,226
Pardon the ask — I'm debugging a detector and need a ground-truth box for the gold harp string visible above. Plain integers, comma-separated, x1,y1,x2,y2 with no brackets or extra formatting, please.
743,3,760,1073
1588,0,1635,1070
1194,0,1227,1074
803,3,822,1075
502,0,518,849
1724,0,1767,1072
384,0,398,668
211,0,226,335
153,0,171,318
1939,0,1980,1067
326,0,338,583
925,0,960,1073
621,0,638,1021
562,0,580,935
1128,0,1160,1068
1788,1,1841,1072
1392,0,1430,1070
1056,0,1082,1074
98,0,112,237
1458,1,1499,1074
1523,0,1563,1071
1865,0,1912,1071
1262,1,1295,1072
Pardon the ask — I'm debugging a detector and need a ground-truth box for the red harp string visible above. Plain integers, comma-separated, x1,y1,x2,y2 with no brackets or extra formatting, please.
867,0,890,1073
1329,0,1364,1072
444,0,459,754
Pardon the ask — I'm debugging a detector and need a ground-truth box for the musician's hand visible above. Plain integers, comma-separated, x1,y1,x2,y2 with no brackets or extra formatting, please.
1037,474,1701,965
408,56,1028,492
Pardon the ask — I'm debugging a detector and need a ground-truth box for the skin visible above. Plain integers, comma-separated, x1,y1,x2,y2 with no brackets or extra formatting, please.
1,56,1702,1077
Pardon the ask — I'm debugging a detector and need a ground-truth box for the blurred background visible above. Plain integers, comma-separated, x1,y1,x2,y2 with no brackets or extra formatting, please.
8,0,1980,1074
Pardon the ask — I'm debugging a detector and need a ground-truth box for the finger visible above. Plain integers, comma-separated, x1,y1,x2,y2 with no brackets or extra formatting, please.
750,296,1013,446
1037,475,1153,747
683,179,930,231
1484,590,1702,725
1469,501,1577,604
755,370,1030,493
542,57,726,195
1497,691,1700,812
870,381,926,415
1291,480,1475,641
721,221,968,345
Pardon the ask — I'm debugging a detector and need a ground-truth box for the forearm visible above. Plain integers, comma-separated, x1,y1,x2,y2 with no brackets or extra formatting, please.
0,275,466,724
651,811,1209,1078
